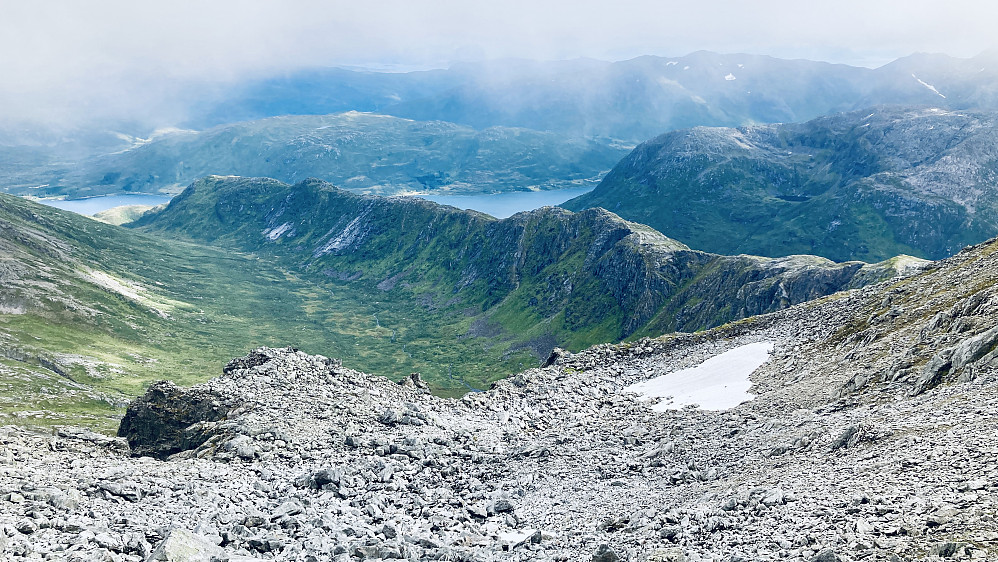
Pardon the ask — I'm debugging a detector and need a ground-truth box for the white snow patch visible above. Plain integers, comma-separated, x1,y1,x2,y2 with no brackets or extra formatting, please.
737,63,744,68
724,73,737,81
264,222,293,241
625,341,774,411
314,208,373,256
666,61,678,66
912,74,946,98
683,65,690,71
499,530,537,545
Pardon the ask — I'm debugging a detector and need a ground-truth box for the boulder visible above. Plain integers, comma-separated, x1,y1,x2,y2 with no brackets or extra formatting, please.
147,529,227,561
118,380,238,459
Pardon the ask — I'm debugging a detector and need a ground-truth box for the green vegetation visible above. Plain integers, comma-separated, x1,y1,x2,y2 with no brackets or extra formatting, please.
564,107,998,262
0,175,913,430
16,112,625,199
0,193,538,430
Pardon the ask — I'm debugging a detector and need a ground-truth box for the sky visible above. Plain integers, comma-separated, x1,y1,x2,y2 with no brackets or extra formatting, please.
2,0,996,128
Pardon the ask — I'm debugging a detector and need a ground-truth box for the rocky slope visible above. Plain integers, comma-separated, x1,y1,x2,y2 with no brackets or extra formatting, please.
564,106,998,263
37,112,625,199
133,175,919,347
3,234,998,561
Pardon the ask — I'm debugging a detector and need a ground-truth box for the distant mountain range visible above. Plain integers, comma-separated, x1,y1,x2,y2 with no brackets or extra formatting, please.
40,112,625,198
564,106,998,262
193,51,998,141
133,175,916,343
5,51,998,200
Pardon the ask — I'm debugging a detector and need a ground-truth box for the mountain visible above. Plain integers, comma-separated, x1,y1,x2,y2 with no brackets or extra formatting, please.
8,51,998,201
4,229,997,560
133,175,918,346
35,112,626,199
192,52,998,142
0,191,525,427
564,106,998,262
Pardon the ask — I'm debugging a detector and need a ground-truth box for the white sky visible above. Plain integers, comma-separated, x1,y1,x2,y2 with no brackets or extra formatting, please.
2,0,996,127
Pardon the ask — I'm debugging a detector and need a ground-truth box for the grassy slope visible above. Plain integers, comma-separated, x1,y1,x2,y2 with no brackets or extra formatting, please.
0,193,537,430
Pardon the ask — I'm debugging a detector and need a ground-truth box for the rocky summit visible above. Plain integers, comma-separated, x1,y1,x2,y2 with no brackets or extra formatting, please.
3,236,998,561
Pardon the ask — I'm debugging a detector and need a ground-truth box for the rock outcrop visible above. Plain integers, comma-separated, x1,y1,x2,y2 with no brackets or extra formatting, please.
117,381,238,460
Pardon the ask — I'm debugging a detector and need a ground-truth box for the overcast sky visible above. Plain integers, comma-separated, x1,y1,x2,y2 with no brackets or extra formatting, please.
3,0,996,128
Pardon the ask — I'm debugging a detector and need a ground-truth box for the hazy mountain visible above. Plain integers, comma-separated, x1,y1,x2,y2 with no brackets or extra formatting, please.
7,51,998,201
41,112,625,199
564,106,998,262
190,51,998,143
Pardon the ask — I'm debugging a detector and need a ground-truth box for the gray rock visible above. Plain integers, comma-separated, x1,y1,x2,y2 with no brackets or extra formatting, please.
117,381,237,459
14,518,37,534
592,544,620,562
810,549,840,562
147,528,228,561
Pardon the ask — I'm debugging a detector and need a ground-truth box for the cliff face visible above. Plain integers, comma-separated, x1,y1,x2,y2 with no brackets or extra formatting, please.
134,176,917,347
564,106,998,262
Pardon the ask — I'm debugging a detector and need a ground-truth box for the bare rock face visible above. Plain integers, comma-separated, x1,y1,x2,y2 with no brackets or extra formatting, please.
117,380,237,459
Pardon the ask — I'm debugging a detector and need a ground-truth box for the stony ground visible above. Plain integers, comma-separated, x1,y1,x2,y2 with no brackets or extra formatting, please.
3,239,998,561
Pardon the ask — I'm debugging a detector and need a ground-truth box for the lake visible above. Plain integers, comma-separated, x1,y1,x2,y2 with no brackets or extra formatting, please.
38,194,173,216
418,186,593,219
35,187,594,219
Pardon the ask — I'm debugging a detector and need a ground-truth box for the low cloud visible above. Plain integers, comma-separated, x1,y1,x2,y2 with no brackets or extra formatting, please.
2,0,996,129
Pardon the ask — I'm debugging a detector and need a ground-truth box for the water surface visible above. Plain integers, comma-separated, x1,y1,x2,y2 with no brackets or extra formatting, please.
418,186,594,219
38,194,172,216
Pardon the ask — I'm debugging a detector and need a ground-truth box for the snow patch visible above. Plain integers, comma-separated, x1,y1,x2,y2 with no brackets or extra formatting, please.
683,65,690,71
724,73,737,81
666,61,678,66
624,341,774,411
314,208,373,256
912,74,946,98
263,222,293,241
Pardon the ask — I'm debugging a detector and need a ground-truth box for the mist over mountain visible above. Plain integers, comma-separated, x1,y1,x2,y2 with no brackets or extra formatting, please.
6,51,998,202
190,51,998,142
32,112,625,199
564,105,998,262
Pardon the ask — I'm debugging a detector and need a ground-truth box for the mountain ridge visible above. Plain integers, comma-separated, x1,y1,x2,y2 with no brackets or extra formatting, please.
133,175,920,344
564,105,998,262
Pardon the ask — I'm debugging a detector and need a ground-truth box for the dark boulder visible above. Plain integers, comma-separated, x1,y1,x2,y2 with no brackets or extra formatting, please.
117,380,236,459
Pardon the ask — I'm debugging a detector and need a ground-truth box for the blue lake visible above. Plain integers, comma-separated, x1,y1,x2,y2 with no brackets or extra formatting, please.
38,194,173,216
35,187,594,219
418,186,593,219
